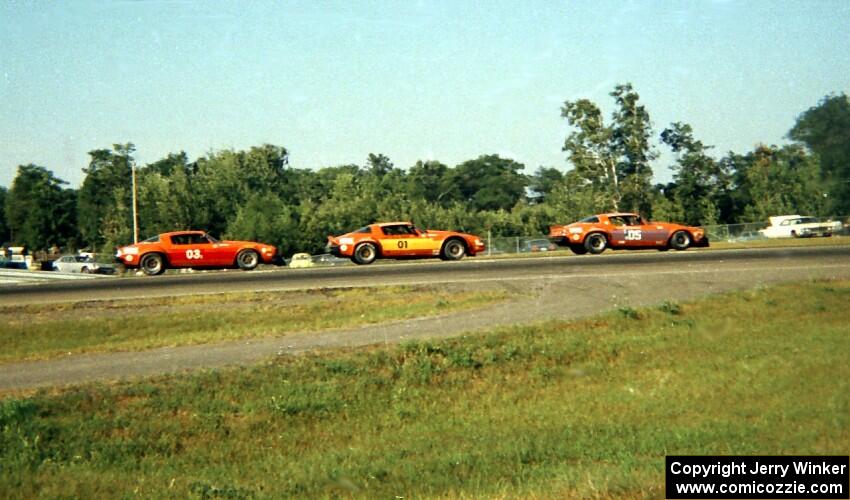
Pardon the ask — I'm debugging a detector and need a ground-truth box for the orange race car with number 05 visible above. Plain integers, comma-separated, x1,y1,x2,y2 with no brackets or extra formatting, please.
326,222,485,265
548,213,709,255
116,230,283,275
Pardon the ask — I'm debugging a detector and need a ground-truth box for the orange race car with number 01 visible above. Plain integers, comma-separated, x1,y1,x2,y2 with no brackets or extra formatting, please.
548,213,709,255
326,222,486,265
115,230,283,275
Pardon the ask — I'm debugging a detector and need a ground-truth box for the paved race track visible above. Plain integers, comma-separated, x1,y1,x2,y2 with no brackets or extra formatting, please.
3,246,850,304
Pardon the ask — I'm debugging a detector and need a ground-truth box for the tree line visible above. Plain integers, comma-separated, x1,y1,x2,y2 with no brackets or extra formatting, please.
2,85,848,257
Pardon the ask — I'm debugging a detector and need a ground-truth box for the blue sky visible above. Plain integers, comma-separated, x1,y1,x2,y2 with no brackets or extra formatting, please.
1,0,848,188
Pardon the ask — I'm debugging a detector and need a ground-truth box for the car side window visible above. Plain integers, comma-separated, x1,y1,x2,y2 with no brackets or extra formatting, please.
170,235,190,245
382,225,414,236
188,234,210,245
609,216,626,227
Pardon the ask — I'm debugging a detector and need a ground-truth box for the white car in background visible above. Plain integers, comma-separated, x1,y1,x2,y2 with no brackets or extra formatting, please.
53,254,101,273
759,215,842,238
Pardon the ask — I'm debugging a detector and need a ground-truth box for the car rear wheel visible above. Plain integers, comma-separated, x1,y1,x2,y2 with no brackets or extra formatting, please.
569,244,588,255
140,253,165,276
81,266,90,274
441,239,466,261
352,242,377,265
670,231,691,251
236,249,260,270
584,233,608,254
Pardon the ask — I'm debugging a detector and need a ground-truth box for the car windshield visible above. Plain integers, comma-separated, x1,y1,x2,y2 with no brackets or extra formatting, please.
204,233,219,243
578,215,599,223
142,235,160,243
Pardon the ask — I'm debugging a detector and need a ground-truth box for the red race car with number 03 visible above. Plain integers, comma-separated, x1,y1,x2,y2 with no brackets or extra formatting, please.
327,222,485,265
548,213,709,255
116,230,283,275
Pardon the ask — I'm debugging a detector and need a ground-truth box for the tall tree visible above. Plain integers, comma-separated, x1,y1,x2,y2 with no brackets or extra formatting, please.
788,93,850,214
0,187,9,244
609,83,657,214
528,167,564,204
448,155,528,212
737,144,825,222
406,160,458,205
561,83,657,215
5,165,77,250
561,98,619,211
77,143,136,249
660,122,727,225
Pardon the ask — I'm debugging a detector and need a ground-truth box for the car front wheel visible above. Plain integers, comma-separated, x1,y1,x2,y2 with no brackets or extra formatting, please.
140,253,165,276
670,231,692,251
236,249,260,270
352,243,378,265
441,239,466,261
584,233,608,254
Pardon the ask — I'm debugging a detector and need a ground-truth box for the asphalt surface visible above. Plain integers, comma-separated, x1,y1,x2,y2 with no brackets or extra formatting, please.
2,245,850,392
2,245,850,304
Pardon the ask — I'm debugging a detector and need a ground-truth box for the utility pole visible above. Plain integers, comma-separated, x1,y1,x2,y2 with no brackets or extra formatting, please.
131,160,139,244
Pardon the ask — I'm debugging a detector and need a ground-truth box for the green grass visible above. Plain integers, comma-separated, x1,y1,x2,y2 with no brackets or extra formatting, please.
0,286,509,363
1,280,848,498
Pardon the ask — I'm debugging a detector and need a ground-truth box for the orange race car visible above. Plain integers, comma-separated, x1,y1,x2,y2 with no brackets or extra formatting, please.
327,222,486,265
115,230,282,275
548,213,709,255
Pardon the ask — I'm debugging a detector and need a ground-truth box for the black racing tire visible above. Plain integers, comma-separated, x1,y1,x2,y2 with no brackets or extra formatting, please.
791,230,799,238
670,230,692,251
569,244,588,255
140,253,165,276
80,266,90,274
236,249,260,270
441,238,466,261
584,233,608,255
352,242,378,265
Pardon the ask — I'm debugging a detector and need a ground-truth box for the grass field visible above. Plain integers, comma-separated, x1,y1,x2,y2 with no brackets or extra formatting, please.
2,280,847,498
0,285,509,363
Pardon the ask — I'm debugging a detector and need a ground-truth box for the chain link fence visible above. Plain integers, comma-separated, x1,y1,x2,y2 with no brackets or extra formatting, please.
701,215,850,242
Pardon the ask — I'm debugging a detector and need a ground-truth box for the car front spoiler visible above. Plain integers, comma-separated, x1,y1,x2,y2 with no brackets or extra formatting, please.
693,236,710,248
326,245,342,257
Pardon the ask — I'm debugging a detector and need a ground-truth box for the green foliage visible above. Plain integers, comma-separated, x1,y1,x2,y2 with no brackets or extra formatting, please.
660,122,728,225
226,192,298,254
76,143,135,249
736,144,826,222
4,165,77,249
448,154,528,211
788,93,850,214
0,187,9,244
